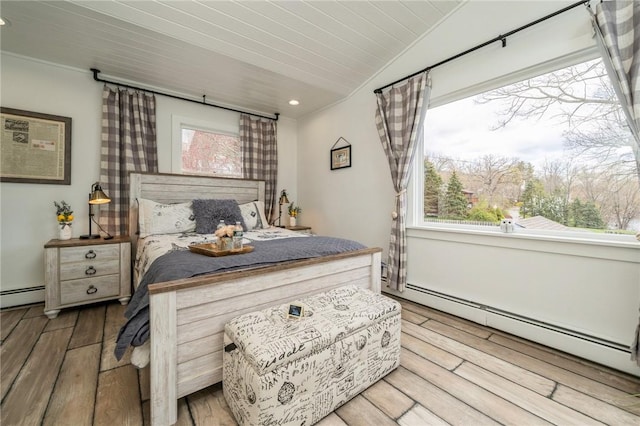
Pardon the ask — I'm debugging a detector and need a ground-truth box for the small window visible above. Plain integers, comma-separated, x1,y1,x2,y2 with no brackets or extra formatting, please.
181,126,242,178
415,57,639,237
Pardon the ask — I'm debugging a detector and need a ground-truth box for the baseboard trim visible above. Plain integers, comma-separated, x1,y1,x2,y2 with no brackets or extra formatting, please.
0,286,45,309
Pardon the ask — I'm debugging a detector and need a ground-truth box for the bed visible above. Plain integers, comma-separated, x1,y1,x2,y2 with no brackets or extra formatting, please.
123,172,382,426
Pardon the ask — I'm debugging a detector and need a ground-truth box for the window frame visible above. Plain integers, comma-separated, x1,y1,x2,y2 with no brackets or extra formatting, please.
408,48,638,245
171,114,241,176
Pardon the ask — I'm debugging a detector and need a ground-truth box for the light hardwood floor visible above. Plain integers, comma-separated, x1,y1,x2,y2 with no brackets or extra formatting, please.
2,297,640,425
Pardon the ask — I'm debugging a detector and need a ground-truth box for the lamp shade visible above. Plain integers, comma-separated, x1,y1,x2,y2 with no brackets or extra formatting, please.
89,183,111,205
279,190,289,204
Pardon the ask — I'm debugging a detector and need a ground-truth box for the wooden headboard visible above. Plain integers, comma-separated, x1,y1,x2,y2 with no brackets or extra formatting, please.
128,172,266,253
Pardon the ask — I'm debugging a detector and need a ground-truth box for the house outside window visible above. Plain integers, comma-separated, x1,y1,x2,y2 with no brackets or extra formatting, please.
413,57,639,238
180,126,242,178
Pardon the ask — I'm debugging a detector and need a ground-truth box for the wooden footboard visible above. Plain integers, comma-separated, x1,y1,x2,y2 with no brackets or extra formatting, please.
149,247,382,426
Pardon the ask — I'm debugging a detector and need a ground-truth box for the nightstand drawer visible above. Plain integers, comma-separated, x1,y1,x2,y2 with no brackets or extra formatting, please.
60,245,119,264
60,275,120,305
59,257,120,281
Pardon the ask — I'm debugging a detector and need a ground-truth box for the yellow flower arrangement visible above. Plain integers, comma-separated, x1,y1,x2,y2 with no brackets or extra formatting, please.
288,202,301,218
54,200,74,228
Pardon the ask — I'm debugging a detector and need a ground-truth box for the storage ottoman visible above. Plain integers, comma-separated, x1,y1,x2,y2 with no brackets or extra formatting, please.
222,285,401,426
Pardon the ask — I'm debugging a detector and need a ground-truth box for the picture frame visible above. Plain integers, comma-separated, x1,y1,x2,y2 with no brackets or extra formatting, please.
287,303,304,319
0,107,72,185
330,145,351,170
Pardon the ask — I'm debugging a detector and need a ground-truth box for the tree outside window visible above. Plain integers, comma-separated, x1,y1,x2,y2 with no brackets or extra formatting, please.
421,58,639,234
181,127,242,178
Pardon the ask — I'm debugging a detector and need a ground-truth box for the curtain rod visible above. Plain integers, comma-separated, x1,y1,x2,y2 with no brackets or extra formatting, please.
90,68,279,121
373,0,589,94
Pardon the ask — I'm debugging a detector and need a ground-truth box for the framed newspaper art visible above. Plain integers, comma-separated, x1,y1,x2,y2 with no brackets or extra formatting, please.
1,108,71,184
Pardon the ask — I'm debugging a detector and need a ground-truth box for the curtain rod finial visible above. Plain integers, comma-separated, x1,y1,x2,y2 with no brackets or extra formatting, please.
90,68,101,82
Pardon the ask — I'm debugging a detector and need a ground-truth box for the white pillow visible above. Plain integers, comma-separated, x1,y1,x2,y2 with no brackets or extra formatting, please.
239,201,270,230
138,198,196,238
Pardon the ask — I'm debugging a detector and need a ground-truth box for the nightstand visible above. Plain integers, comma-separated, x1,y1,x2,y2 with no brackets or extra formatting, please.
286,225,312,234
43,236,131,319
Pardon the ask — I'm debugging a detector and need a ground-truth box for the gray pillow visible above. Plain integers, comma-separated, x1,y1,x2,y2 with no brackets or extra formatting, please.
192,199,247,234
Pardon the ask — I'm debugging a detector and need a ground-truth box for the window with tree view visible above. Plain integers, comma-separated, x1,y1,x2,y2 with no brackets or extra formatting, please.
181,127,242,178
420,57,639,236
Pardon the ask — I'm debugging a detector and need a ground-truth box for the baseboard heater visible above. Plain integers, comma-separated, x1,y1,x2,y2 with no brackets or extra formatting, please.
0,286,45,296
0,286,45,309
405,283,630,354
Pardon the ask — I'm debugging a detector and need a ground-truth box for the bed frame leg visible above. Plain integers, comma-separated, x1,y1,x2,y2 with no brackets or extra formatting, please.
371,251,382,293
150,292,178,426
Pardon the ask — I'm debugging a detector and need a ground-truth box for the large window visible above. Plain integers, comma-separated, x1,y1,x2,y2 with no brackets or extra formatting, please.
180,126,242,178
416,57,639,237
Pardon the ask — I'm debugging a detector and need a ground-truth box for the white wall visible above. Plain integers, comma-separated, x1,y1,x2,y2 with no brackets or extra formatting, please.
0,53,297,307
297,91,393,247
297,1,640,375
0,54,102,307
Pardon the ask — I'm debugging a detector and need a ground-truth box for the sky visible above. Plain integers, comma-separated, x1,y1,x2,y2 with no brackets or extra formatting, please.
420,57,637,171
423,95,570,170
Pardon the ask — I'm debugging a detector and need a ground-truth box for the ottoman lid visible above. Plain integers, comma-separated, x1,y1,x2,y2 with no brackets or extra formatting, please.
224,285,400,375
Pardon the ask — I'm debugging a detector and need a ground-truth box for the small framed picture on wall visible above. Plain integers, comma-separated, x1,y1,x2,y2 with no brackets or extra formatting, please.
330,145,351,170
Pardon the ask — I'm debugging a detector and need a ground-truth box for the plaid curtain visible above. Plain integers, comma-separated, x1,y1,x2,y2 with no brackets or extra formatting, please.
593,0,640,366
98,86,158,236
240,114,278,223
593,0,640,144
375,72,430,292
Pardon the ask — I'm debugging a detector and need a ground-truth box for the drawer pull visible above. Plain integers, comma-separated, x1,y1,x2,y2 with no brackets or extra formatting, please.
86,285,98,295
85,250,97,259
85,266,97,275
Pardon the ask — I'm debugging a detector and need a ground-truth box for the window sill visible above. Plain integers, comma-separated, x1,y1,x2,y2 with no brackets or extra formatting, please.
407,224,639,262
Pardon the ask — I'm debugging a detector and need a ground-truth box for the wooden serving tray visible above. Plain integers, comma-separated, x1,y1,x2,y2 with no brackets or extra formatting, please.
188,243,254,257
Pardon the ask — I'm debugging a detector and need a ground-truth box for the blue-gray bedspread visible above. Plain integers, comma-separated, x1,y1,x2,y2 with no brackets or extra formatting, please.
114,236,366,359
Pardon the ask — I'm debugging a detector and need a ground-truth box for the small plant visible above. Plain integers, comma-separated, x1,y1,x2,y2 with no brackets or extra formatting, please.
54,201,74,227
288,203,301,218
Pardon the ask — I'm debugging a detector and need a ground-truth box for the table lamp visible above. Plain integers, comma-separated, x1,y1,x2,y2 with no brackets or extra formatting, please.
277,189,289,227
79,182,111,239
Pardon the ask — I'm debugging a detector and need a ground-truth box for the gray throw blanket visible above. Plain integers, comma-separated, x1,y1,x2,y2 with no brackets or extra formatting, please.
114,236,366,359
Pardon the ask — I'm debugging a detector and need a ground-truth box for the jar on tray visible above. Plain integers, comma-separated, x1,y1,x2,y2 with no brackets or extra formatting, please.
218,237,232,251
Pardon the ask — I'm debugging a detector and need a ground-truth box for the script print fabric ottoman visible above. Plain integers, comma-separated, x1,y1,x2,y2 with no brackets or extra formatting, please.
223,285,401,426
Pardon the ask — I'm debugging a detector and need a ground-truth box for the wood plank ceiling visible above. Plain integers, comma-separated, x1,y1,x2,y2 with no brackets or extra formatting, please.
0,0,462,118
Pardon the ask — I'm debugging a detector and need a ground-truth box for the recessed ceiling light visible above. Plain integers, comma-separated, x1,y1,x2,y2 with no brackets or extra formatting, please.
288,99,299,106
0,17,9,26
